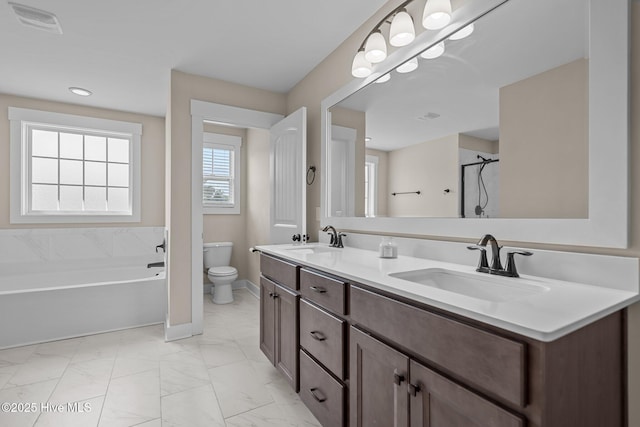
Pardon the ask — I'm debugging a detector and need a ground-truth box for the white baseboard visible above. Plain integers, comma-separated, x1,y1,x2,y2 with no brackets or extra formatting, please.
203,279,259,298
164,316,193,342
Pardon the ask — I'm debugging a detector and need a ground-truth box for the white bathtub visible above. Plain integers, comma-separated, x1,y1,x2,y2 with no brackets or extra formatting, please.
0,265,166,349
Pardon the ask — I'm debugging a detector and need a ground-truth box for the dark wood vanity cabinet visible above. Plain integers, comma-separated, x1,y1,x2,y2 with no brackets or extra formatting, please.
259,253,625,427
298,267,349,427
349,284,624,427
259,254,300,391
350,326,524,427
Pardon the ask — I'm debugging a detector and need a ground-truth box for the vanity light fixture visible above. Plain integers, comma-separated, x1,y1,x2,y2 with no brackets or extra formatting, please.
422,0,452,30
351,0,416,77
420,41,445,59
69,87,92,96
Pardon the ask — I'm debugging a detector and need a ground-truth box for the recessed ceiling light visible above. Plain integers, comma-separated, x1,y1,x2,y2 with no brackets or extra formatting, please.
9,2,62,34
69,87,92,97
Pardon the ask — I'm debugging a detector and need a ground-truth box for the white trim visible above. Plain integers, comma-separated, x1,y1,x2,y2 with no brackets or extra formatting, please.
189,100,284,338
365,155,379,217
320,0,629,248
8,107,142,224
202,133,242,215
164,316,194,342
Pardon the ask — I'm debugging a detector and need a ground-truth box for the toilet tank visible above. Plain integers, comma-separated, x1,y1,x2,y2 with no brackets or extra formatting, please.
203,242,233,268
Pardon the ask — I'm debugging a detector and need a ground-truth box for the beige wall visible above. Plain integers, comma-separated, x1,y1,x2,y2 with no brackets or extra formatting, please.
167,70,286,325
387,134,459,217
459,134,498,154
0,94,165,229
499,58,589,219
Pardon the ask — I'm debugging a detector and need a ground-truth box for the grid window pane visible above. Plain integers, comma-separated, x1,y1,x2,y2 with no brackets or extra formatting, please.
85,135,106,161
59,186,83,211
85,187,107,211
60,133,83,159
32,129,58,157
108,138,129,163
32,157,58,184
85,162,106,186
108,163,129,187
108,188,129,211
59,159,83,185
32,185,58,211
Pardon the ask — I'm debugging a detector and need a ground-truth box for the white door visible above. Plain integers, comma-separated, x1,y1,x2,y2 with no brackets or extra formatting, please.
270,107,307,244
329,125,356,217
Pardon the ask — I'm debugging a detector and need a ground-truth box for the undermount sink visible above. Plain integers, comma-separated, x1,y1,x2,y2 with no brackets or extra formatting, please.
284,245,337,255
389,268,549,302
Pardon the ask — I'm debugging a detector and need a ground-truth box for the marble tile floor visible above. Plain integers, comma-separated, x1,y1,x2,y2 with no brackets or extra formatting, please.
0,289,321,427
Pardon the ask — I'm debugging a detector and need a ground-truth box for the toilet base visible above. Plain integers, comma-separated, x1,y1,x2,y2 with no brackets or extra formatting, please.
211,283,234,304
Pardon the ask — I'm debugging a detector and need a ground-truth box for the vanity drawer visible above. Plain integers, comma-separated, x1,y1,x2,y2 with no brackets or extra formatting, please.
299,299,346,379
260,254,299,290
299,349,345,427
350,285,526,407
300,268,347,315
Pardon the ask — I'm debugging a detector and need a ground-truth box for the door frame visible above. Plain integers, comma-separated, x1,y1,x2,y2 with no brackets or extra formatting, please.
190,100,284,335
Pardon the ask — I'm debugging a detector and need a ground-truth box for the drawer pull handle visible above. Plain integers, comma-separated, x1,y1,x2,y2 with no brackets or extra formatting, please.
309,387,327,403
310,286,327,294
268,292,279,299
309,331,327,341
393,371,405,386
408,383,421,397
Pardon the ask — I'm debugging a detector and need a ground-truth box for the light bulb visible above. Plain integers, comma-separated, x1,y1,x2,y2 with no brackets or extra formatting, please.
389,10,415,47
364,31,387,63
423,0,452,30
351,50,372,78
420,41,445,59
449,23,474,40
396,57,418,74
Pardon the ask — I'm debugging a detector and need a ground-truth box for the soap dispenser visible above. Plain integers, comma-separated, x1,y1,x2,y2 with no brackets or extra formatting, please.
379,237,398,259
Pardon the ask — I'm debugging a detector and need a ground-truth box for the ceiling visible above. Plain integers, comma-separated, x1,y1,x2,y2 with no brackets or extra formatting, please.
0,0,387,117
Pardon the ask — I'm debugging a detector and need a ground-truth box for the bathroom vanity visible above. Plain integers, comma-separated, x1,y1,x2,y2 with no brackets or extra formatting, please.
256,244,636,427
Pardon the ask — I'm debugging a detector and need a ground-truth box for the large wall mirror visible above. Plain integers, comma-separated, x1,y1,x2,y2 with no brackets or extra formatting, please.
321,0,629,248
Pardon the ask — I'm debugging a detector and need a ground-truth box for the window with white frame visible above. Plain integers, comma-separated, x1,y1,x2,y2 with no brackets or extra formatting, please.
203,133,241,214
9,107,141,223
365,155,378,217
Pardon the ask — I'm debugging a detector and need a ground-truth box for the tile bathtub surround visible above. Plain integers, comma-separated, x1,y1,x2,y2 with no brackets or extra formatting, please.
0,227,165,276
0,289,320,427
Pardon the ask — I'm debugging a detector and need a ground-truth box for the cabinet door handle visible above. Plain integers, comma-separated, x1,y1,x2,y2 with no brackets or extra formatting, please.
408,383,421,397
272,293,279,299
309,331,327,341
310,286,327,294
309,387,327,403
393,370,405,386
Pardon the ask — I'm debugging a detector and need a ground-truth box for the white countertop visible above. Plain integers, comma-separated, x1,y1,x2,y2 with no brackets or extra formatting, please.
256,243,640,342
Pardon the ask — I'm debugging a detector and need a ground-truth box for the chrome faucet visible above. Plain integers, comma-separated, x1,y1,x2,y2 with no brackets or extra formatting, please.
322,225,345,248
468,234,532,277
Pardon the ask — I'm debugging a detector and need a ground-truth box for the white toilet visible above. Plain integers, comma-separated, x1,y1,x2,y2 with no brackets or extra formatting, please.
203,242,238,304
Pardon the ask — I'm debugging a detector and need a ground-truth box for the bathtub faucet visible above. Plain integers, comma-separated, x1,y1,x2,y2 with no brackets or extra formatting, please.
147,261,164,268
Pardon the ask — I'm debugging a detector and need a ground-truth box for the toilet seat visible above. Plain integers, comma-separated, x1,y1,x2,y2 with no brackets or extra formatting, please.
208,266,237,277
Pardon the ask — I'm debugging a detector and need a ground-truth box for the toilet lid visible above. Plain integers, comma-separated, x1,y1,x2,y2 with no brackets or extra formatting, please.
208,266,237,277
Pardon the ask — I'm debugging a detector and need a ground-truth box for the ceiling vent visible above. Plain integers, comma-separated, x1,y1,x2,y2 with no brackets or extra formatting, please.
9,2,62,34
